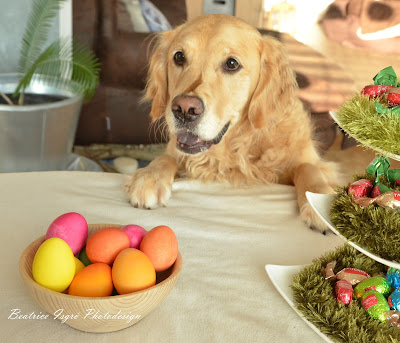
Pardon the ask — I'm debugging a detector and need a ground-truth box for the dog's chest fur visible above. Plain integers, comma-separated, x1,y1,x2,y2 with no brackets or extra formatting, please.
168,128,294,186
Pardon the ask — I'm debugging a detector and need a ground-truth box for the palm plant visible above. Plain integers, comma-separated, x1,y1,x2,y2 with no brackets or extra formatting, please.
0,0,100,106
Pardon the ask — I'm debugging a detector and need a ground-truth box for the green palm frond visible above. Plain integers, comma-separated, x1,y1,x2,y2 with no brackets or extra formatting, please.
11,0,101,104
18,0,66,74
71,40,101,100
14,38,100,101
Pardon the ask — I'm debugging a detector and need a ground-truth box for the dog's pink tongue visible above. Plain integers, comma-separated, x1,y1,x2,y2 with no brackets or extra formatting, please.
177,131,202,146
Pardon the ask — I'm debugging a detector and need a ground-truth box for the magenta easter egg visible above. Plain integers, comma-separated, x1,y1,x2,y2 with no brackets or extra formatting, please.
122,224,147,249
45,212,88,255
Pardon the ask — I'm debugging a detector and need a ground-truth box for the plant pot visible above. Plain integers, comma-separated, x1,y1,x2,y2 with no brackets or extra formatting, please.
0,73,83,172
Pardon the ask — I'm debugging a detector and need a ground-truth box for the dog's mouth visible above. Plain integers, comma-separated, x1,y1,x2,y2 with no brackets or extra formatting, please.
176,122,230,154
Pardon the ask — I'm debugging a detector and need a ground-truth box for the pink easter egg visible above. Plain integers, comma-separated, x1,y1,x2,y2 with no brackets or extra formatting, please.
122,224,147,249
45,212,88,255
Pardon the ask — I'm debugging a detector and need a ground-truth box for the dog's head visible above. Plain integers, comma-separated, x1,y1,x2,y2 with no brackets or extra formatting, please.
144,14,297,155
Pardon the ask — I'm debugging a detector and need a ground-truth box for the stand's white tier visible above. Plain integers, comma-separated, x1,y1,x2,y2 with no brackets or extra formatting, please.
330,111,400,162
306,191,400,269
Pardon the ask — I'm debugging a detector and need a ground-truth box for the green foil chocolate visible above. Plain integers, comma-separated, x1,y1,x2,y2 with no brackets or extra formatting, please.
374,102,400,116
362,290,390,322
388,169,400,185
366,156,391,183
373,66,398,87
376,182,391,194
354,276,391,298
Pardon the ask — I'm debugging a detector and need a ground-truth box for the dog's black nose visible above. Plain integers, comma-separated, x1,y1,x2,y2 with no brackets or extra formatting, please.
172,95,204,122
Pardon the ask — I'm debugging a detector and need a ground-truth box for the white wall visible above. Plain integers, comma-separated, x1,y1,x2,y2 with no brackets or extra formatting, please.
0,0,71,73
263,0,334,41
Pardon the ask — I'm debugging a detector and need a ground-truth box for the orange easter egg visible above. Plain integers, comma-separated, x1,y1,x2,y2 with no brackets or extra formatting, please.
139,225,178,272
112,248,156,294
86,228,130,265
68,263,113,297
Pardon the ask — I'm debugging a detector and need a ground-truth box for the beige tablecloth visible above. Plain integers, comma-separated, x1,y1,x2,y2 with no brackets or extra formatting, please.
0,171,343,342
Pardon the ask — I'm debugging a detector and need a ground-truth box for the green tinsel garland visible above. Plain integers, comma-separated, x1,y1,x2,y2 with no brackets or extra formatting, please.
291,244,400,343
337,94,400,156
330,173,400,262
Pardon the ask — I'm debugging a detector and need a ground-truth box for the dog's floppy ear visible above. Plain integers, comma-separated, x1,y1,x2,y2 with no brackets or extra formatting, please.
143,30,175,122
248,36,298,129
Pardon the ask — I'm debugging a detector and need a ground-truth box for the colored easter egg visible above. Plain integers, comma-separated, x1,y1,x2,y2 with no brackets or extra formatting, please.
140,225,178,272
354,276,391,298
32,237,75,292
86,228,130,265
68,263,113,297
112,248,156,294
78,246,92,266
74,257,85,276
122,224,147,249
45,212,88,255
362,290,390,322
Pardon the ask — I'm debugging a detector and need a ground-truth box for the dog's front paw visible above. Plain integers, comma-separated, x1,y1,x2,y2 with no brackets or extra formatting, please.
299,202,329,234
125,168,173,209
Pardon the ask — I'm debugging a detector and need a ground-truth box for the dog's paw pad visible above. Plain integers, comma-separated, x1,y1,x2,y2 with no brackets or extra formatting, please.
127,169,173,209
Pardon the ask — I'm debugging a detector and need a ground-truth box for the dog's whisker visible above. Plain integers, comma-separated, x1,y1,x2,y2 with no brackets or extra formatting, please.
159,120,169,143
158,120,169,143
155,118,164,143
148,120,157,143
151,121,160,143
148,116,169,144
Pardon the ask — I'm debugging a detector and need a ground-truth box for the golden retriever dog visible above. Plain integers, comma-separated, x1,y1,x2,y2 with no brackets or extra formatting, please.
126,14,337,232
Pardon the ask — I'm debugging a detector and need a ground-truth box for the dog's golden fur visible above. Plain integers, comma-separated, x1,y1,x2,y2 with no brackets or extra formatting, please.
126,14,337,231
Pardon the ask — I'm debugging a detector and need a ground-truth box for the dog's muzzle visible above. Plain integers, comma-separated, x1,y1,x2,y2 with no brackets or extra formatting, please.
176,122,230,154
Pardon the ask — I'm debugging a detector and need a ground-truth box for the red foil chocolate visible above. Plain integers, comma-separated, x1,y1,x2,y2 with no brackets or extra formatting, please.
388,93,400,107
371,185,381,198
348,179,373,198
335,280,354,305
361,85,395,99
387,88,400,107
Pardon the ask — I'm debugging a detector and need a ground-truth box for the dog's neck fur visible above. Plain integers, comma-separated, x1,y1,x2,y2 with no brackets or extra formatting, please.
168,121,286,186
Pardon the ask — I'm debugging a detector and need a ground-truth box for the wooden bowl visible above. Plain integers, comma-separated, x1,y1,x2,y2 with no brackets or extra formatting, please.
19,224,182,333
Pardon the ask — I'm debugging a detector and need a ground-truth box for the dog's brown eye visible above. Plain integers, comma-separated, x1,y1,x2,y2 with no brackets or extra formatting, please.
224,58,240,72
174,51,185,66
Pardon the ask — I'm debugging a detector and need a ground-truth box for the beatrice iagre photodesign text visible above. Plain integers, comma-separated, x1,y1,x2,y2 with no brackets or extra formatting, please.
8,308,141,324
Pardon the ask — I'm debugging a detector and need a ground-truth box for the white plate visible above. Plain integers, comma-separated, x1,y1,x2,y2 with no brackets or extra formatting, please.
265,264,333,343
329,111,400,162
306,191,400,269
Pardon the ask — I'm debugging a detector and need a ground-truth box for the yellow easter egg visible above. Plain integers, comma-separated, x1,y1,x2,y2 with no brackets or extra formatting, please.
32,237,75,292
74,257,85,276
